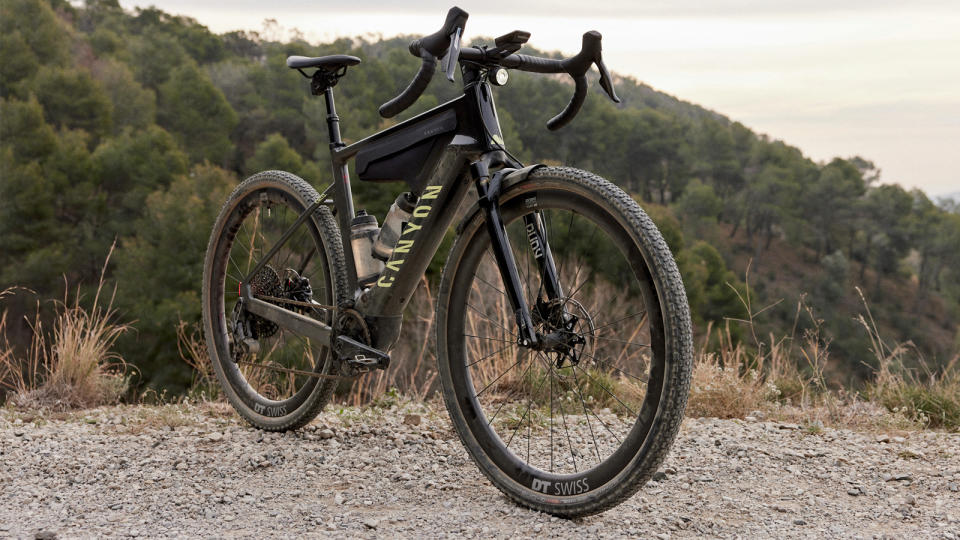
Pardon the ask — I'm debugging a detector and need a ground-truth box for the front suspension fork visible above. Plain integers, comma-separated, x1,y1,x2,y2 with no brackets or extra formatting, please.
472,160,564,349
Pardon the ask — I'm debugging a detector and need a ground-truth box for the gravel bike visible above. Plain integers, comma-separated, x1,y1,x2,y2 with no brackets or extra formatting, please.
202,7,693,517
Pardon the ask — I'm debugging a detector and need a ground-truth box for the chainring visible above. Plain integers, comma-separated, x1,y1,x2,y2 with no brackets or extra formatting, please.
333,308,373,375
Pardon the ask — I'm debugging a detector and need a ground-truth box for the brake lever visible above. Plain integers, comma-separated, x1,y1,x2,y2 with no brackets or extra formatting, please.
441,27,462,82
595,57,621,103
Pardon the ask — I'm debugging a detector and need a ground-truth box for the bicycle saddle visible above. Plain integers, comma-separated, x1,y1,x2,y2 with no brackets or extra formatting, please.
286,54,361,71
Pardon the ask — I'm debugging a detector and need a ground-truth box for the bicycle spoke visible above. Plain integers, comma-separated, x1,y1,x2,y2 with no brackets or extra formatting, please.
227,254,246,283
565,269,592,303
504,364,551,450
549,352,554,472
556,366,578,473
475,355,525,397
579,350,650,385
485,350,535,428
246,210,261,273
572,363,637,418
573,364,623,450
297,246,317,276
467,343,515,367
474,250,508,297
567,223,598,291
463,334,516,345
466,303,517,337
589,335,651,348
551,209,573,280
592,311,648,333
534,352,579,473
571,366,603,464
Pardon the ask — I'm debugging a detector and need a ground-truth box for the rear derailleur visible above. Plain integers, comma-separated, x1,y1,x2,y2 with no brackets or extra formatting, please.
229,265,314,362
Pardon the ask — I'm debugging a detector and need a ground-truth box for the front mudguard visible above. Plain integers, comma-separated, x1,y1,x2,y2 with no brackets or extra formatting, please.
455,164,544,235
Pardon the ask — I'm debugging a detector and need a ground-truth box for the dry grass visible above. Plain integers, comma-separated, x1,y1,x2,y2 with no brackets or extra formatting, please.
0,247,132,410
174,259,958,432
857,287,960,429
686,317,923,431
339,276,440,406
687,322,783,419
685,267,959,432
176,320,220,401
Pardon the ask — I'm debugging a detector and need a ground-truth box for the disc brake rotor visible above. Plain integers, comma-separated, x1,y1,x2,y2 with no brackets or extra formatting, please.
542,297,595,368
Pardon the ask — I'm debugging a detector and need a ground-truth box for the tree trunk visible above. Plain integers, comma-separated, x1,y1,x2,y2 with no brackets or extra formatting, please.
729,219,740,238
859,237,871,281
659,157,669,204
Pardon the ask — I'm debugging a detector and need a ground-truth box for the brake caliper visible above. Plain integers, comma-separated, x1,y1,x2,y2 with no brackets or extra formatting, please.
230,300,260,361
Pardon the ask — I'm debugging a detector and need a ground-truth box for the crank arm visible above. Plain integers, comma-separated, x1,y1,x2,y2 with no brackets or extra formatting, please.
335,335,390,372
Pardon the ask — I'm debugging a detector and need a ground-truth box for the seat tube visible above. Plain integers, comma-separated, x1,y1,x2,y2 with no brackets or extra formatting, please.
325,86,358,289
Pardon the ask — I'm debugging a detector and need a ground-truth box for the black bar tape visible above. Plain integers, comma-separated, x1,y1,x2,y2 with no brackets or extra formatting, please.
378,55,437,118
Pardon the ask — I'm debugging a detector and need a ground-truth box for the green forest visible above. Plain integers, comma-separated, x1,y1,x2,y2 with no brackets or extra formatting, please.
2,0,959,394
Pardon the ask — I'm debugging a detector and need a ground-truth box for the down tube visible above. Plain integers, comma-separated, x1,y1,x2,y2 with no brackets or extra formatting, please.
355,147,474,330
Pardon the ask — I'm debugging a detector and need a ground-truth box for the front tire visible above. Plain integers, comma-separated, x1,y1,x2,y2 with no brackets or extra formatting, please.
436,167,692,517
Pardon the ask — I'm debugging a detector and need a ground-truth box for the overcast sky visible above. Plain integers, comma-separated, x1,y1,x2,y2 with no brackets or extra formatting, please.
120,1,960,196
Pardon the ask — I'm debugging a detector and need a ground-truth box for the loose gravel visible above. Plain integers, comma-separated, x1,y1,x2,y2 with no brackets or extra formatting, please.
1,403,958,539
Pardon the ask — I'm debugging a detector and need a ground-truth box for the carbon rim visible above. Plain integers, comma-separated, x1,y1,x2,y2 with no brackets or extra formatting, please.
445,187,666,497
208,185,335,416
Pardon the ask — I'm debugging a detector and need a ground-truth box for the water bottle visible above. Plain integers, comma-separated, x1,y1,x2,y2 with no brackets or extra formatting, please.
350,211,384,286
373,192,418,261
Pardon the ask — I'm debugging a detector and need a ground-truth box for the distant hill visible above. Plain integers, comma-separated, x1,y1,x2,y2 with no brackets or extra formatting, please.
0,0,957,392
937,191,960,202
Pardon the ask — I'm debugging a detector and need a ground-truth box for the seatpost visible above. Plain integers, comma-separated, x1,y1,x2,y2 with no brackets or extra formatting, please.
324,87,344,149
311,69,356,289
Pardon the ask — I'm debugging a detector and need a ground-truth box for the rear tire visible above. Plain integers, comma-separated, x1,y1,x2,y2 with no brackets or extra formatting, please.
436,166,692,517
202,171,348,431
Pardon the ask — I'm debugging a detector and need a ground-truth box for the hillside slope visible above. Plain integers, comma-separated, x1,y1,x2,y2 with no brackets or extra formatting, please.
0,0,957,392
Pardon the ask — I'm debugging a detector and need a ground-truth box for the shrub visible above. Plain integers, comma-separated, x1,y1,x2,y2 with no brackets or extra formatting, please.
0,248,131,409
859,288,960,429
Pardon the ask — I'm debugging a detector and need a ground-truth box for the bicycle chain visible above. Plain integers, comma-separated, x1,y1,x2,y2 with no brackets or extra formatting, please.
234,360,356,381
252,294,336,311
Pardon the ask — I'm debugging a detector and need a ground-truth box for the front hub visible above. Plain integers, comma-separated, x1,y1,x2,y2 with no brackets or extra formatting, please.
530,297,594,368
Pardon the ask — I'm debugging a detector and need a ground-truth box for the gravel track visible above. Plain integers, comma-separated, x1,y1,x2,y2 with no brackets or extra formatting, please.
1,403,958,539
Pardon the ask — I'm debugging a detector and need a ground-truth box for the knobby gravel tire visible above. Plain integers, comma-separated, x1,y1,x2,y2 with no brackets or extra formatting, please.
436,166,693,518
202,171,348,432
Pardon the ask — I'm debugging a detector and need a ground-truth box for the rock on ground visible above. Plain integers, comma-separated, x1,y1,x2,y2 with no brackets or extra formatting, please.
0,404,958,539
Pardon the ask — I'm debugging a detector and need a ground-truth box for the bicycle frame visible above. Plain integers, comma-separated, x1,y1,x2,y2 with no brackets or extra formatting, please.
241,66,562,354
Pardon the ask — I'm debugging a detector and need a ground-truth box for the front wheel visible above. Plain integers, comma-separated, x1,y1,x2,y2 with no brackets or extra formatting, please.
436,167,693,517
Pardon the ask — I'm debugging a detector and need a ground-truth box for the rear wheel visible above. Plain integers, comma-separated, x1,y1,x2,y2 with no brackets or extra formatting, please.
436,167,692,517
202,171,348,431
